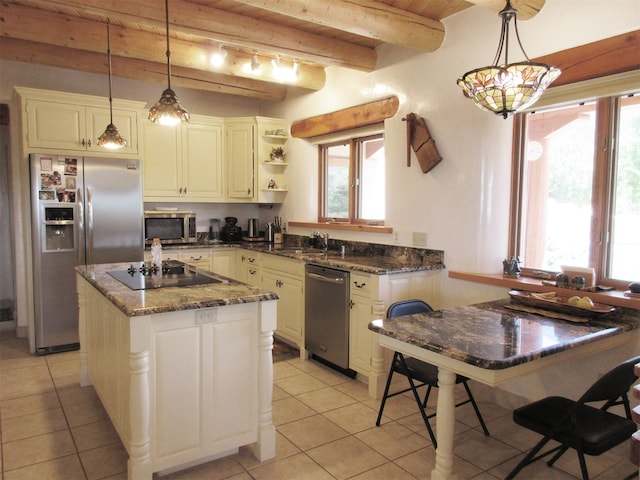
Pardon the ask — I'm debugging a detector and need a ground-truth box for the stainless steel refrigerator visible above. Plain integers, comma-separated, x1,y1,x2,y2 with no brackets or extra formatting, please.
30,154,143,354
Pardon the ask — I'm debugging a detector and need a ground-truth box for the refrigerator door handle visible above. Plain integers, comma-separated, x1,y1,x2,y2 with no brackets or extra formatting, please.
86,186,94,265
77,187,85,265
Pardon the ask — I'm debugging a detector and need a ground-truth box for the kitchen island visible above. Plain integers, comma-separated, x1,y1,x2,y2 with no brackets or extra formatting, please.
75,262,279,480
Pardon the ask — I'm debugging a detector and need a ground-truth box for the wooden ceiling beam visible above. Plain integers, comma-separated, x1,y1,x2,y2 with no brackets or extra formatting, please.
0,3,325,91
463,0,546,20
233,0,445,52
15,0,377,71
0,38,288,101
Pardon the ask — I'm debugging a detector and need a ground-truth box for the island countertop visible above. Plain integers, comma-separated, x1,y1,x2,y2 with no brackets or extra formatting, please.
76,262,278,317
369,299,640,371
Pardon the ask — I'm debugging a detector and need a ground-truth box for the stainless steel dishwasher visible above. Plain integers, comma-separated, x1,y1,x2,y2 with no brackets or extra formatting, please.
305,264,355,377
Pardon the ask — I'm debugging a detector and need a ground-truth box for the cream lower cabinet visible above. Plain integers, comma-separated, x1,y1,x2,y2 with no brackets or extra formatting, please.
142,115,223,201
348,269,441,399
16,87,142,156
178,249,212,271
211,248,236,278
235,249,262,287
261,255,304,349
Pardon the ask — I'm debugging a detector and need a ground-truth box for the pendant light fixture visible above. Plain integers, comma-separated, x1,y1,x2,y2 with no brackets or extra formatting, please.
148,0,190,126
456,0,560,119
97,18,127,150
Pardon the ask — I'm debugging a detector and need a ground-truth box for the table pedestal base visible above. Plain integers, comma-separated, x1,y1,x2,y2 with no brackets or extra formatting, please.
431,367,458,480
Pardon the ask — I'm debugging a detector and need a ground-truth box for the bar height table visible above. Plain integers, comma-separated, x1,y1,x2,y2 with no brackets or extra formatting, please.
369,299,639,480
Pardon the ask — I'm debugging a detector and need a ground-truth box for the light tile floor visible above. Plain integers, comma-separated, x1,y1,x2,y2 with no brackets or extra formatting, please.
1,331,635,480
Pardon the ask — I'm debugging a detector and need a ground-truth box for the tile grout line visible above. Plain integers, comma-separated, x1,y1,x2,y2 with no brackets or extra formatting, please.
45,355,90,480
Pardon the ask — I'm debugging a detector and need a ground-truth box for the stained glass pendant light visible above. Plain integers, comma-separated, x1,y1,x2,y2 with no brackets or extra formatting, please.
148,0,190,126
97,19,127,149
457,0,560,119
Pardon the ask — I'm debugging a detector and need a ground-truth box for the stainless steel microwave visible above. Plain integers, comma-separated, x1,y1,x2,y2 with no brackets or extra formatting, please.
144,210,197,245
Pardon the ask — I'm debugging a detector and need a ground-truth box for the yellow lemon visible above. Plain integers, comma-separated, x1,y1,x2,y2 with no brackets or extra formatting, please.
577,296,594,309
568,296,581,306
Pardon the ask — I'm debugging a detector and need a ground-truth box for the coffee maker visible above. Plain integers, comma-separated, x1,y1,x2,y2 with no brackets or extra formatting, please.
221,216,242,242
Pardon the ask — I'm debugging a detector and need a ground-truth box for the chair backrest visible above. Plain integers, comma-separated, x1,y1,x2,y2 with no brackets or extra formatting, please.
579,355,640,404
387,299,433,318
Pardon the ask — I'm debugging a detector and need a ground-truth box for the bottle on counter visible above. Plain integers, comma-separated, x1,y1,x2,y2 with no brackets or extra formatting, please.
151,238,163,266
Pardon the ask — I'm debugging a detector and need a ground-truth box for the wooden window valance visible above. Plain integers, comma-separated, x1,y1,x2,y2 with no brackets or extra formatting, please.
290,96,399,138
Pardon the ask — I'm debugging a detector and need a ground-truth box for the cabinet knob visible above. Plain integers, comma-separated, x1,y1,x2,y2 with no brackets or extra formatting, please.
191,256,202,261
354,281,366,289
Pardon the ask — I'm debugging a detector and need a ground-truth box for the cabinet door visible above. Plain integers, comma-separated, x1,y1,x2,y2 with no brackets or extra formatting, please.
87,107,139,155
26,100,86,150
225,123,255,199
183,122,223,200
349,292,374,376
211,250,235,278
141,121,182,197
263,270,303,346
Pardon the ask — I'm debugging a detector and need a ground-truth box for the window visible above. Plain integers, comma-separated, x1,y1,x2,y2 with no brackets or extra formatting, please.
319,133,385,224
510,93,640,286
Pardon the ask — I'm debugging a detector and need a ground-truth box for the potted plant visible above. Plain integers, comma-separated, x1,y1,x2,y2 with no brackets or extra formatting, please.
269,146,286,162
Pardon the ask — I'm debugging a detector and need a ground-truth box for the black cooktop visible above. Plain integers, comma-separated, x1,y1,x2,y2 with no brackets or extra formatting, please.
108,260,225,290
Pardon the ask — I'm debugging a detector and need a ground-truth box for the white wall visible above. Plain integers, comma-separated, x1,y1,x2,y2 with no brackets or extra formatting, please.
261,1,639,290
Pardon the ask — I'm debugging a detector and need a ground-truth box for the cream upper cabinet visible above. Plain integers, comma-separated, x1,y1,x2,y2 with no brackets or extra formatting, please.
141,122,181,197
224,117,289,203
225,120,255,201
16,87,142,156
142,115,224,202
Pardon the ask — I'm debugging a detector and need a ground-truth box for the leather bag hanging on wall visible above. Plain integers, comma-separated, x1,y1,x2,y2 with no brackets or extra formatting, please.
402,113,442,174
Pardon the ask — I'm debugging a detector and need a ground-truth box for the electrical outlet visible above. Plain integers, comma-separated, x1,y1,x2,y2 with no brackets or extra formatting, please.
412,232,427,247
393,231,399,243
196,308,217,324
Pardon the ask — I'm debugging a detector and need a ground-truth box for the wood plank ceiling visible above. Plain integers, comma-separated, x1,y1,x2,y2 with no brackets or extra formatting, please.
0,0,545,101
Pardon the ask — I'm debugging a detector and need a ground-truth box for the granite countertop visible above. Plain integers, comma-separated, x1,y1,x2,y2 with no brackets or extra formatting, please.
369,299,640,370
75,263,278,317
163,241,446,275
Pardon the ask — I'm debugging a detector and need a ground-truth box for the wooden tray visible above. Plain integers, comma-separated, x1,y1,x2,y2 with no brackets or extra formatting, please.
508,290,616,319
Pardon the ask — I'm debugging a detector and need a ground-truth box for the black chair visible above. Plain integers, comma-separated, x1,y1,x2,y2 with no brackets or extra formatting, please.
375,299,489,448
506,354,640,480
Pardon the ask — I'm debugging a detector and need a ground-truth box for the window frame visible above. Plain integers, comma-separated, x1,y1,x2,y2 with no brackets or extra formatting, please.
317,132,385,225
509,93,637,289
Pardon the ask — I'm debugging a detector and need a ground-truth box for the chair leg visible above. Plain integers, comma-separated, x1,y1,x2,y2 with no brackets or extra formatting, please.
462,381,489,436
397,353,438,448
547,445,570,467
505,435,553,480
376,352,399,427
422,384,433,409
576,450,590,480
